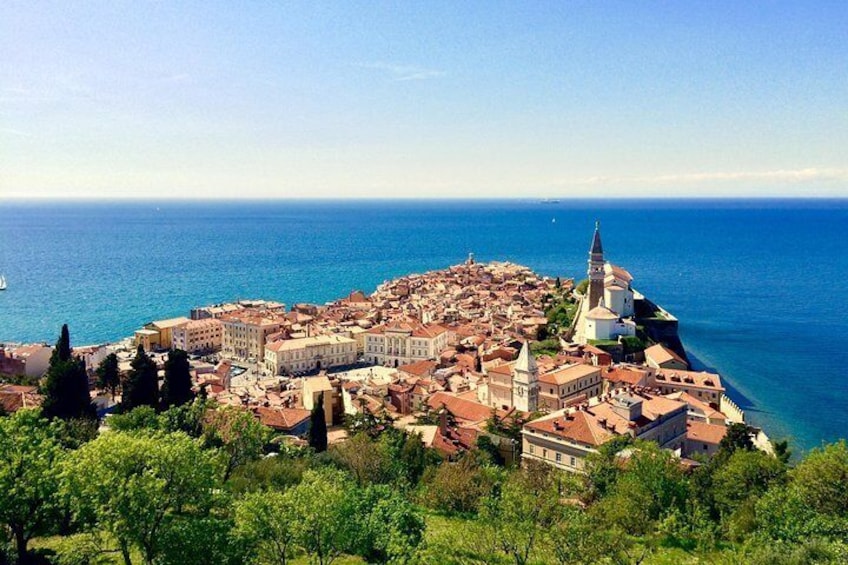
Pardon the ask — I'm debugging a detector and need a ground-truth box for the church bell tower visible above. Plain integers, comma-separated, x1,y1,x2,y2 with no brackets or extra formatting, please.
587,221,605,310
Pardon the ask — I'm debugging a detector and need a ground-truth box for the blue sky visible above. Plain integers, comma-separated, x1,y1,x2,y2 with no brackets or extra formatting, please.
1,1,846,198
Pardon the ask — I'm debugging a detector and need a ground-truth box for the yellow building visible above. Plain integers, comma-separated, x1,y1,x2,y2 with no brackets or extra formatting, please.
134,317,191,352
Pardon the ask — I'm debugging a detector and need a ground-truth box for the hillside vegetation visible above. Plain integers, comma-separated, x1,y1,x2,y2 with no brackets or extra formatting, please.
2,403,848,565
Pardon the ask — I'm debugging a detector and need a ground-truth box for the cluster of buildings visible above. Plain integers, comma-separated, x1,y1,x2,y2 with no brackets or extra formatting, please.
1,224,769,472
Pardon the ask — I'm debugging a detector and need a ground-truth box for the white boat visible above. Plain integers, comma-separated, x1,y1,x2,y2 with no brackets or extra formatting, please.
0,275,5,290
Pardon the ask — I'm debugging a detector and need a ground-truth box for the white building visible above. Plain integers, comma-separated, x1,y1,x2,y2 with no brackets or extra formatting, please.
577,223,638,344
604,263,635,318
512,342,539,412
265,334,356,375
364,322,449,367
584,298,637,342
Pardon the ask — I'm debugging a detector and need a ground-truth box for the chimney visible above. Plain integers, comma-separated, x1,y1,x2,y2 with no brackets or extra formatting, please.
439,408,448,436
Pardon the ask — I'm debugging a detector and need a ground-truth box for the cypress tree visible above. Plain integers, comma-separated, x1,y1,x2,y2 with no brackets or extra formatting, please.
123,345,159,411
96,353,121,400
308,392,328,453
42,325,95,420
53,323,71,364
161,349,194,409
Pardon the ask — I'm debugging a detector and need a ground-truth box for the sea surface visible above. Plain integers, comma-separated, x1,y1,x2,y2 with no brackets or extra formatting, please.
1,198,847,453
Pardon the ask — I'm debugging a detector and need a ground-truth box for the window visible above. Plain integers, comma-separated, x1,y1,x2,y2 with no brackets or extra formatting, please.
542,449,547,459
528,444,534,454
570,456,576,466
555,453,562,463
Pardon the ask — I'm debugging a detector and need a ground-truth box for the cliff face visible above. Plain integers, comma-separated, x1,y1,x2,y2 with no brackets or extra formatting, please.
634,297,688,363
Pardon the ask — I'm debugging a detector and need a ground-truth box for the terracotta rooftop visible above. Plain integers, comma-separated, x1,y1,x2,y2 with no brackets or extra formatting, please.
539,363,600,386
686,420,728,445
645,343,687,366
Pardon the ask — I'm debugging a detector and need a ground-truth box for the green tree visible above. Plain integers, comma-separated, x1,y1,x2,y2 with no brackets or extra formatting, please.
350,485,424,564
712,449,785,519
790,440,848,518
308,394,328,453
42,325,95,421
288,468,356,565
549,507,610,565
718,422,755,456
202,406,270,481
157,515,246,565
108,405,161,432
122,346,159,411
329,433,391,486
0,410,66,564
419,453,501,514
96,353,121,400
65,430,217,565
479,462,561,565
54,323,72,364
594,442,689,535
234,490,298,565
161,349,193,409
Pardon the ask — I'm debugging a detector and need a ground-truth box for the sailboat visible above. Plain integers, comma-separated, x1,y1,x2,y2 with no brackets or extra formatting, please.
0,275,6,291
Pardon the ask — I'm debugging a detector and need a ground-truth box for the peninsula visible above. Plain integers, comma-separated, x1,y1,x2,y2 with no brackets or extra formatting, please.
3,224,841,565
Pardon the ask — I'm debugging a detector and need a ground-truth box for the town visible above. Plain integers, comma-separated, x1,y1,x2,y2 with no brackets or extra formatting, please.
1,224,771,470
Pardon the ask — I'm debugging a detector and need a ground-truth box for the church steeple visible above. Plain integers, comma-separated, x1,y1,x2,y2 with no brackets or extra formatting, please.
587,221,605,312
512,342,539,412
590,220,603,255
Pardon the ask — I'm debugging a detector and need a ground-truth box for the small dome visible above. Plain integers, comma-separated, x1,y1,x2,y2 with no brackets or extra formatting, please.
586,306,618,320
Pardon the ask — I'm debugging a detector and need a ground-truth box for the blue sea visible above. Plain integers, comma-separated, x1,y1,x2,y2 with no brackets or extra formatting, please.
1,198,847,453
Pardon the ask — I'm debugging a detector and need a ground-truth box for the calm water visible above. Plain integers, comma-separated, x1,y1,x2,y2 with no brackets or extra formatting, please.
1,198,846,452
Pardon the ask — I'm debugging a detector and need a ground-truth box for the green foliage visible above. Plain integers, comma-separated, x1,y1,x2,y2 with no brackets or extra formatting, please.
95,353,120,399
64,430,218,565
584,435,633,501
619,335,647,354
160,349,193,409
228,452,313,495
42,325,95,422
419,453,501,515
593,442,689,535
108,406,160,432
529,338,560,357
108,399,210,438
234,490,298,565
122,346,159,412
575,278,589,295
287,468,356,565
475,434,505,466
790,440,848,517
203,406,271,481
346,485,424,564
308,394,328,453
478,462,561,565
711,449,786,519
329,429,431,489
545,295,578,335
343,409,394,439
0,409,67,563
718,422,755,456
548,507,611,565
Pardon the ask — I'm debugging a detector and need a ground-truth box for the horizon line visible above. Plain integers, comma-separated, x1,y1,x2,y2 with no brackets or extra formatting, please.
3,195,848,203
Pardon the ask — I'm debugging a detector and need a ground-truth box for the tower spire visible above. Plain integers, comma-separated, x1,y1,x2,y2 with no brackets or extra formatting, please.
590,220,603,255
586,221,606,312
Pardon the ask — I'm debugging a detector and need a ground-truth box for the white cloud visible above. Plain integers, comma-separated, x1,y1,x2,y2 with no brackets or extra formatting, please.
356,62,445,81
552,168,848,188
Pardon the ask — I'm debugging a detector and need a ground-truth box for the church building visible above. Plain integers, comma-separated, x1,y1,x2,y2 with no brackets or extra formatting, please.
579,223,637,343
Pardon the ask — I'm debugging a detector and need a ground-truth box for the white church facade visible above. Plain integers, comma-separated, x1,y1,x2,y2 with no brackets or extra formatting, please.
579,223,637,343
